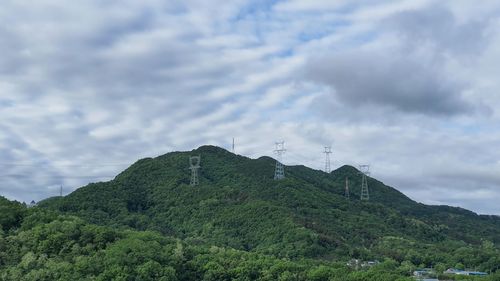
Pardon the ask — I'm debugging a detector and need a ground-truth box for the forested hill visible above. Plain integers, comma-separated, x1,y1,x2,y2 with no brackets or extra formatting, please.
37,145,500,262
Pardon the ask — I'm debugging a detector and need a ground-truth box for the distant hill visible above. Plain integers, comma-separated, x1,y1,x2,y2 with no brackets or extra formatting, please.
1,195,420,280
38,145,500,265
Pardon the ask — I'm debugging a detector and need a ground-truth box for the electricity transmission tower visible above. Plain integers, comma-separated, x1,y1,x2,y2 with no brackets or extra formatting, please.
324,146,332,173
345,177,350,199
189,156,201,186
359,165,370,201
274,141,286,180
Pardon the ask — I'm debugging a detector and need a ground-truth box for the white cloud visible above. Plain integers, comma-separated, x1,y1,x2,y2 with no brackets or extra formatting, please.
0,0,499,215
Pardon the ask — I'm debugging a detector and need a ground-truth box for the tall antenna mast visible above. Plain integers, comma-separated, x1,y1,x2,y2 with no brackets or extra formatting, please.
345,177,350,199
324,146,332,173
60,185,63,197
189,156,201,186
232,137,235,154
274,141,286,180
359,165,370,201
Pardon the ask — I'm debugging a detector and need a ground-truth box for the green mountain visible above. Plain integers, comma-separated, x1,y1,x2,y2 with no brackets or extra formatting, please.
38,146,500,261
0,196,417,281
2,145,500,280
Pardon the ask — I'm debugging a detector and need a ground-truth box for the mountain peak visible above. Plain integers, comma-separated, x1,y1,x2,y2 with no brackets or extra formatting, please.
332,165,359,175
195,145,228,152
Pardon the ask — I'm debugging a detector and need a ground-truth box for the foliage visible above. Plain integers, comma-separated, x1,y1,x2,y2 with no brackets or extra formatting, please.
1,204,417,280
0,197,26,232
2,145,500,279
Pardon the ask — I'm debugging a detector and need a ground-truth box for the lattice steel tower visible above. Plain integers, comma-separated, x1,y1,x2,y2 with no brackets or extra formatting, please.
189,155,201,186
345,177,350,199
324,146,332,173
359,165,370,200
274,141,286,180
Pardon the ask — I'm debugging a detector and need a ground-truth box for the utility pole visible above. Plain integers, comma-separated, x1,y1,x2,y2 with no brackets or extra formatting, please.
324,146,332,173
345,177,350,199
274,141,286,180
189,156,201,186
359,165,370,201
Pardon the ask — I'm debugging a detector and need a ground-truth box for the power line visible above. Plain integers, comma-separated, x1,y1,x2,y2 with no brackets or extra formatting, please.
359,165,370,201
324,146,332,173
0,163,128,167
274,141,286,180
285,152,323,164
189,155,201,186
0,175,115,179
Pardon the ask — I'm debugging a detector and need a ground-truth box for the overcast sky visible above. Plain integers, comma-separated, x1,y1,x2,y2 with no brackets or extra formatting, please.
1,0,500,215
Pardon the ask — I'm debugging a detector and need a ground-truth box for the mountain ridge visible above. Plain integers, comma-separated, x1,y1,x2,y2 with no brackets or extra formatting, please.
38,145,500,263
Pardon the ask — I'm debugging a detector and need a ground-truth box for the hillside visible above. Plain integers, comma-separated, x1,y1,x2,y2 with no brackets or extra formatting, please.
36,146,500,268
2,196,425,281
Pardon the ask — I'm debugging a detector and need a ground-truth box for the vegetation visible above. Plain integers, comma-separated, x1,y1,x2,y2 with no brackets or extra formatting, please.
1,145,500,279
0,201,418,280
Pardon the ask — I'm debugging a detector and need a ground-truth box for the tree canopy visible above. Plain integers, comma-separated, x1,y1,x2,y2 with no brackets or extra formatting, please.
2,146,499,279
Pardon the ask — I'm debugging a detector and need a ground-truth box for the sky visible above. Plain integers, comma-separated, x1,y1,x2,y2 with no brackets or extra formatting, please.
1,0,500,215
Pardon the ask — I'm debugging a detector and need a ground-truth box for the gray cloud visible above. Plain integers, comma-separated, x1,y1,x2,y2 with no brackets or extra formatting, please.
307,49,472,115
0,0,500,216
0,0,302,202
382,5,490,56
304,4,497,117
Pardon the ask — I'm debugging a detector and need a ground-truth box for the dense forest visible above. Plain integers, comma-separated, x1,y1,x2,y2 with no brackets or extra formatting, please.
1,145,499,280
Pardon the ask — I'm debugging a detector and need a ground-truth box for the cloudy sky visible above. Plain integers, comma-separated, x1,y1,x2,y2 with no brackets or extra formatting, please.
1,0,500,215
